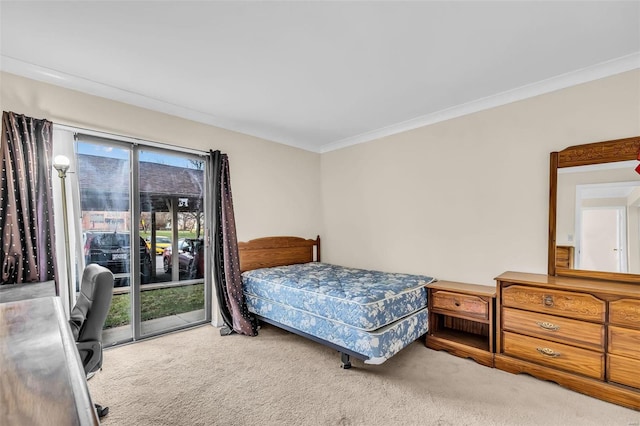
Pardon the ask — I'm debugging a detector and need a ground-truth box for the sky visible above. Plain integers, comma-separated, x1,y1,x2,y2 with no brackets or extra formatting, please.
76,140,203,169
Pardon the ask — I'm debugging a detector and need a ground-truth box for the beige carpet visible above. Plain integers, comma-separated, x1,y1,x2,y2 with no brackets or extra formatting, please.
88,324,638,426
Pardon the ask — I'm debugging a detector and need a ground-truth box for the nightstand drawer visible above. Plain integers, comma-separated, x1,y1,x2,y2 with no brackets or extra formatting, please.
502,285,605,322
609,299,640,328
431,290,489,320
502,307,604,351
502,331,604,380
608,325,640,357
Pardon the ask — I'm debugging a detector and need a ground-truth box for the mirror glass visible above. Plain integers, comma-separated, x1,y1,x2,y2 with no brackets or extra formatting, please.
556,160,640,273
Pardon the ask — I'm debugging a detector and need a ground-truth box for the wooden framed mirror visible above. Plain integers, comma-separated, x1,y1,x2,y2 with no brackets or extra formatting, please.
549,135,640,283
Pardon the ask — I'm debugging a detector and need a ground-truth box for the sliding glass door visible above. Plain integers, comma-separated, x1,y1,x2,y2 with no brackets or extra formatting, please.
75,135,209,346
77,139,134,344
137,149,207,337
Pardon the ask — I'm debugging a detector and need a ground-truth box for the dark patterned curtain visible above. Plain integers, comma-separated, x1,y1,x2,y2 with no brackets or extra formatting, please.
210,150,257,336
0,111,57,289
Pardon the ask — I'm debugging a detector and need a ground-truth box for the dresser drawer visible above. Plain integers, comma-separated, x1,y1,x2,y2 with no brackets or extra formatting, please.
608,353,640,389
609,298,640,328
555,246,574,269
502,307,604,351
502,331,604,380
501,285,605,322
431,290,488,320
608,325,640,358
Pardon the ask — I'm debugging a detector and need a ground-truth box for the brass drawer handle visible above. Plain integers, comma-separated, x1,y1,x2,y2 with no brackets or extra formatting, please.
536,347,560,357
536,321,560,331
543,295,554,307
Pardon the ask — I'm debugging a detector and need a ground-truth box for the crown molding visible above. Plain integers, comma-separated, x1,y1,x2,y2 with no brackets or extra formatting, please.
318,53,640,153
2,53,638,155
0,55,307,151
0,55,226,124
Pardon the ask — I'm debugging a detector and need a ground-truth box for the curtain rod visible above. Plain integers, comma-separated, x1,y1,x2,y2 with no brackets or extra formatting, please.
52,123,208,156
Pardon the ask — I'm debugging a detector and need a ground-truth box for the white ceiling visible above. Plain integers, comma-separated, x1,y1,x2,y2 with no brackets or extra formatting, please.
1,1,639,153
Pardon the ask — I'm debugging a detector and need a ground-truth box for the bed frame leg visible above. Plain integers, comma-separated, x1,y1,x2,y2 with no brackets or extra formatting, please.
340,352,352,369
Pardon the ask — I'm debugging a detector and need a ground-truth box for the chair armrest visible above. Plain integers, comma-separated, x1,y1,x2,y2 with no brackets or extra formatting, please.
76,340,103,376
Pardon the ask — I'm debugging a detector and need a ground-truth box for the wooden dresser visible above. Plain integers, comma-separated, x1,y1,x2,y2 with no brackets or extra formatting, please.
554,246,574,269
495,271,640,410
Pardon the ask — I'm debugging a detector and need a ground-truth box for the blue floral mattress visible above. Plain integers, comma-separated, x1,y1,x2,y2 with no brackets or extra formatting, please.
241,262,435,331
245,292,428,364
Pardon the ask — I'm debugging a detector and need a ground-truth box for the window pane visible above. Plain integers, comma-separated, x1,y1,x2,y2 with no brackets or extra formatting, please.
77,140,133,345
138,150,206,335
75,139,208,345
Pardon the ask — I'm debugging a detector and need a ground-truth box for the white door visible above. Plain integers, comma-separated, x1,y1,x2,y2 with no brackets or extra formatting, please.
579,207,625,272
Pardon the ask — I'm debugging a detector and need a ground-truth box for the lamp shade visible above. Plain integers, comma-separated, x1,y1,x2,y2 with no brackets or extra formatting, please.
53,155,70,173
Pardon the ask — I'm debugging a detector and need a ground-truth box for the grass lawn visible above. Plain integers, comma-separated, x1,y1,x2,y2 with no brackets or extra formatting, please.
140,230,200,241
105,283,204,328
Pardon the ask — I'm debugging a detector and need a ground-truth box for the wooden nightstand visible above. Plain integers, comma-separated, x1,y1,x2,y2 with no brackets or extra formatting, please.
426,281,496,367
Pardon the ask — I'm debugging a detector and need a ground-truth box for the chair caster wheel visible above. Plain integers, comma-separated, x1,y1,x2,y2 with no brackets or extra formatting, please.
95,404,109,418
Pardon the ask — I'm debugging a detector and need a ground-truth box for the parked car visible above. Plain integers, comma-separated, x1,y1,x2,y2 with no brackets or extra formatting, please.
145,235,172,255
84,231,152,286
163,238,204,279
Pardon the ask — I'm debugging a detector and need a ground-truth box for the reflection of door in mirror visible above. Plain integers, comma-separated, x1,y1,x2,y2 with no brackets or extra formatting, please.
580,206,625,272
556,161,640,273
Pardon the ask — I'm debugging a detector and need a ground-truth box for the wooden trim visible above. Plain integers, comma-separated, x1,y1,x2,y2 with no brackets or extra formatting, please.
427,281,495,298
495,283,503,361
238,236,319,251
548,151,558,277
557,136,640,168
238,235,320,273
555,268,640,284
426,335,494,367
496,271,640,297
549,136,640,284
494,354,640,410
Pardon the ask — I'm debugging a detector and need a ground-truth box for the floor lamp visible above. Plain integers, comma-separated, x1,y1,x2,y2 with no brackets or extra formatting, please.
53,155,74,314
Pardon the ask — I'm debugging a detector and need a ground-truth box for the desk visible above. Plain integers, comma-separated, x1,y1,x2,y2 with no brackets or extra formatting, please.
0,280,56,303
0,297,99,425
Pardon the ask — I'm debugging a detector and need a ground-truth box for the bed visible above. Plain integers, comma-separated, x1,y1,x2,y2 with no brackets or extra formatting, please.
238,236,435,368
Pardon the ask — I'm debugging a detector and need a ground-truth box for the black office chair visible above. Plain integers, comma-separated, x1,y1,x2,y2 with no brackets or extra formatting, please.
69,264,114,419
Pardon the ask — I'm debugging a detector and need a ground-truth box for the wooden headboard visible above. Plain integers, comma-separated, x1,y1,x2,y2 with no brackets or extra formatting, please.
238,235,321,273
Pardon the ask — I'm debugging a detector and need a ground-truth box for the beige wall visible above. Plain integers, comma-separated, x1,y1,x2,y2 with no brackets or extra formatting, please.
0,71,322,242
3,69,640,287
320,70,640,285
